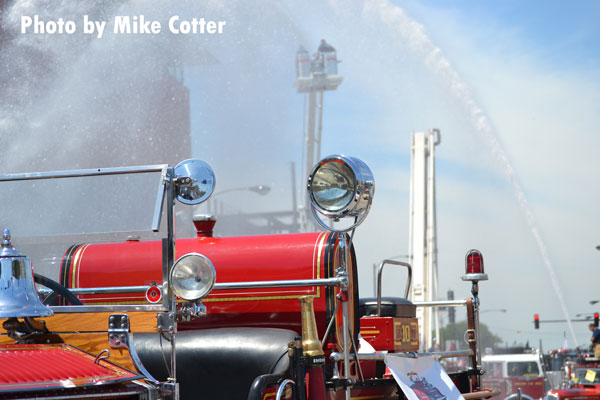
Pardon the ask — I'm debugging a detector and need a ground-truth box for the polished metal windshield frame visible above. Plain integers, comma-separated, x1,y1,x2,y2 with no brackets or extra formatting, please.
0,164,171,312
0,165,168,232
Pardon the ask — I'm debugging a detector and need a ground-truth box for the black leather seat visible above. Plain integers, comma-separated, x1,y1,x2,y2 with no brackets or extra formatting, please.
133,327,297,400
358,297,416,318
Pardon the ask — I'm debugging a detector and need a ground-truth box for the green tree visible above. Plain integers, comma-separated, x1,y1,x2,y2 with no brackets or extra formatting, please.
439,320,502,351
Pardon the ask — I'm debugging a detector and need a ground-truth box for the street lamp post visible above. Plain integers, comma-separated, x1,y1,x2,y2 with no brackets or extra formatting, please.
213,185,271,197
480,309,507,314
205,185,271,214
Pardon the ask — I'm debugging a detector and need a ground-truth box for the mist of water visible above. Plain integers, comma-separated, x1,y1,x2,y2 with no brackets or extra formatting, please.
360,0,578,346
1,0,308,172
0,0,309,275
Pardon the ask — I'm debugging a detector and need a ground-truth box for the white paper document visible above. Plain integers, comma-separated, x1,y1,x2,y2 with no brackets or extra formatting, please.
385,355,465,400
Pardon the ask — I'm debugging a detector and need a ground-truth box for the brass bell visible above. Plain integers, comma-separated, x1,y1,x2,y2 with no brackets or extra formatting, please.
0,229,53,318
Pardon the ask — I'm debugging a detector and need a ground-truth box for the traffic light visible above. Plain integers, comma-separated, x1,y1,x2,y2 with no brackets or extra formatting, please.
595,312,599,327
534,314,540,329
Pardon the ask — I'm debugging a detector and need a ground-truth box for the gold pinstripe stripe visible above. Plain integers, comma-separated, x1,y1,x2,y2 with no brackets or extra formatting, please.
71,244,87,289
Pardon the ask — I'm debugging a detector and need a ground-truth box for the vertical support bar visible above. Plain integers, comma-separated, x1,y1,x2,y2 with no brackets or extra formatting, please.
466,296,481,391
165,167,177,392
337,235,351,400
472,283,482,390
342,300,350,400
152,169,167,232
294,337,306,400
161,238,170,312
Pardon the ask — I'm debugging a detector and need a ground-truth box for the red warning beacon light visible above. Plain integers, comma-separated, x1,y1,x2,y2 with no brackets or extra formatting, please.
462,249,489,283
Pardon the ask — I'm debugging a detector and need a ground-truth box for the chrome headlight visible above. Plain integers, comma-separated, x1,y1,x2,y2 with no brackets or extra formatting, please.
307,155,374,219
170,253,216,301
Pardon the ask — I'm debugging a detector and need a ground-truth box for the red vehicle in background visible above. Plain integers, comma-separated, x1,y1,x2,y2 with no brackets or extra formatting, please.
543,355,600,400
482,351,547,400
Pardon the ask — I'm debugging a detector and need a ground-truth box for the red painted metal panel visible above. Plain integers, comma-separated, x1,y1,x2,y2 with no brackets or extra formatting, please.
0,344,139,392
360,316,419,352
60,231,359,349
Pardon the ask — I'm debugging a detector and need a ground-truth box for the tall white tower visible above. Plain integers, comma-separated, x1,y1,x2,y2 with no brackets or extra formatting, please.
294,41,342,231
408,129,441,351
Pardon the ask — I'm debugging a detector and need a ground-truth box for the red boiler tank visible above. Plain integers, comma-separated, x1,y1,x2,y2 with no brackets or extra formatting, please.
59,227,359,348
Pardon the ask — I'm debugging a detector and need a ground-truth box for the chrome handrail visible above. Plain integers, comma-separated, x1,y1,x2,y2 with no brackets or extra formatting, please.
376,259,412,316
39,276,348,297
0,164,168,182
412,300,467,307
213,277,346,290
329,350,473,362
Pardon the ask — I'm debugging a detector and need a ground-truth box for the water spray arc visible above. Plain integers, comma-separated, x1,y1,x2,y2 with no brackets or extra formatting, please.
370,0,577,346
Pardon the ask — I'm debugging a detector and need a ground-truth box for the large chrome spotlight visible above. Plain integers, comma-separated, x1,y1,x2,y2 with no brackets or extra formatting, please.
170,253,216,301
174,159,216,205
307,155,374,231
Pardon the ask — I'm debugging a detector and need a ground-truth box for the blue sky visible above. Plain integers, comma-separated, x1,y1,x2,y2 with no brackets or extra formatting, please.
405,0,600,71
